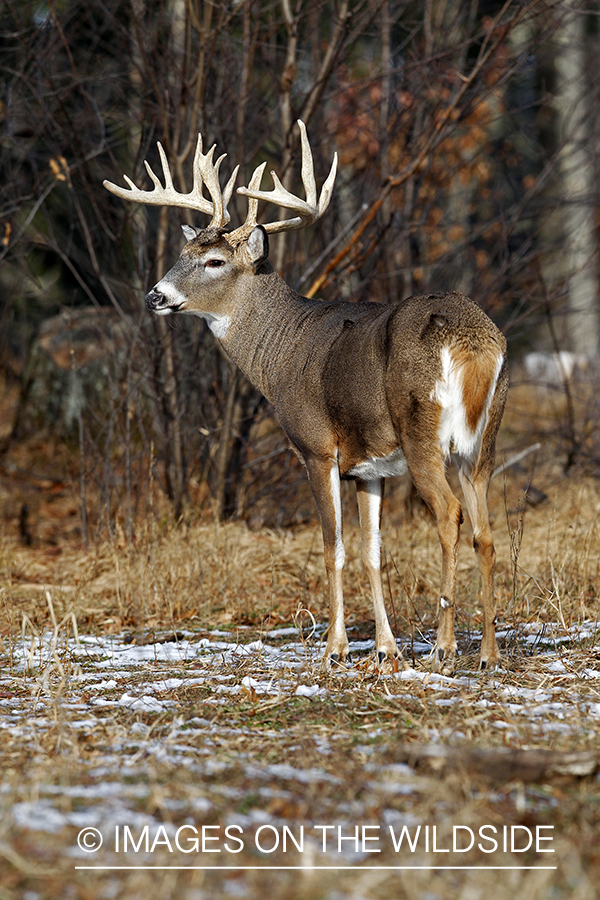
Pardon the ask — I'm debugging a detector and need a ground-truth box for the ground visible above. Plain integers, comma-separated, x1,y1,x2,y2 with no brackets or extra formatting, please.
1,380,600,899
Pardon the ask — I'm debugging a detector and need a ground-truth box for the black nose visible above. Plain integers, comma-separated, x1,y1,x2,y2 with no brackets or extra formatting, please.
145,289,164,310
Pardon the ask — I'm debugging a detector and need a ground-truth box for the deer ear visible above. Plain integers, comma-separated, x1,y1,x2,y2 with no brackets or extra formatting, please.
247,225,269,268
181,224,199,242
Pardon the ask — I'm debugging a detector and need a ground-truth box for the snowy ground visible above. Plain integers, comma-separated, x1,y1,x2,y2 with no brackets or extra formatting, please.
1,622,599,899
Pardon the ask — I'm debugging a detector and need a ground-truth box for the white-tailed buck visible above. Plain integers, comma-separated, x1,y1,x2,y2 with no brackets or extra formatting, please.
104,121,508,674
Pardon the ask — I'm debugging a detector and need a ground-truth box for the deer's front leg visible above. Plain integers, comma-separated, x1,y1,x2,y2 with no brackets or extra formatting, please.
356,478,400,668
306,457,349,670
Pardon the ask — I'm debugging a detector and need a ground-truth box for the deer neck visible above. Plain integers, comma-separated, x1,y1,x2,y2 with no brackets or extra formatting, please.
218,267,319,402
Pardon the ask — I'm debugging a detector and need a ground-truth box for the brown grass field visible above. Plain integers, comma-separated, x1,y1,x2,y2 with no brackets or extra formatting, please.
1,378,600,899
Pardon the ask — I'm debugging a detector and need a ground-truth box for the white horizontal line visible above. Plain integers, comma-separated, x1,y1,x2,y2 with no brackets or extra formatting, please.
74,866,558,871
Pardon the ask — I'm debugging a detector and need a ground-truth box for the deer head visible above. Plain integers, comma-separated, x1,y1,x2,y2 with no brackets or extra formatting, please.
104,122,337,329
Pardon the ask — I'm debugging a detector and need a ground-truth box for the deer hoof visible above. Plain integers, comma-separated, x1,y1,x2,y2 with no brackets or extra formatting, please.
434,646,455,676
479,655,502,672
375,649,401,673
321,650,349,673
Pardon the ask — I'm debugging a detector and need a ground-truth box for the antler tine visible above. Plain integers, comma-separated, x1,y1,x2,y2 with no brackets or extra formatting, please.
317,150,338,218
298,120,317,211
155,142,174,190
235,120,337,236
227,162,267,243
194,143,224,227
222,165,240,221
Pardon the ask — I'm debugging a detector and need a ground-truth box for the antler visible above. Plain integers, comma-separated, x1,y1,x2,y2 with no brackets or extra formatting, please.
229,120,337,242
103,134,239,228
103,121,337,239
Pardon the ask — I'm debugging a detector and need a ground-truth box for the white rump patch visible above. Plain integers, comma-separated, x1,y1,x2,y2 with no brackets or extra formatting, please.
440,597,450,609
348,447,407,481
431,346,503,463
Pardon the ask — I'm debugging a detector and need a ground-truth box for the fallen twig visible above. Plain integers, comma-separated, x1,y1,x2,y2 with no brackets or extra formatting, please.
493,443,542,479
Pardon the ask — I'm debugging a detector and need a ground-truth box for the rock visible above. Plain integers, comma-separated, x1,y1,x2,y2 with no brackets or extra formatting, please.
8,306,134,441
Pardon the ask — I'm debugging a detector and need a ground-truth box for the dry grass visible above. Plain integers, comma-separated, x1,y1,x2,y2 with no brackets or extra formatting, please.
1,381,600,898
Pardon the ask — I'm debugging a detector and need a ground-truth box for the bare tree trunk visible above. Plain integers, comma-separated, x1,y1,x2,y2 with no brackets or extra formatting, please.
555,3,599,356
235,0,257,163
214,364,239,522
379,0,399,304
274,0,350,273
272,0,299,273
155,199,186,519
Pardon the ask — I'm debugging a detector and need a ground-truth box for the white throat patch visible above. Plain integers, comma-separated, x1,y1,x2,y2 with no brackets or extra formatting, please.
206,314,231,340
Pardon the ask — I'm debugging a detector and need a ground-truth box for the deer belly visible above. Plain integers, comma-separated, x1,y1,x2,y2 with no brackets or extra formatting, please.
346,447,408,481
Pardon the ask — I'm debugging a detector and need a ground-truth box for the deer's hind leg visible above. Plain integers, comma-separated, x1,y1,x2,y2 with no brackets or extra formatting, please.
457,462,499,670
457,369,506,671
355,477,400,668
401,437,462,675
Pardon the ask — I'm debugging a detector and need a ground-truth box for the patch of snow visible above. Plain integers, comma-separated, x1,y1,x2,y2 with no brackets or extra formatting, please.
117,693,175,711
241,675,280,696
90,679,119,690
263,627,299,638
12,801,68,833
247,762,341,785
295,684,324,698
3,617,600,852
545,659,568,673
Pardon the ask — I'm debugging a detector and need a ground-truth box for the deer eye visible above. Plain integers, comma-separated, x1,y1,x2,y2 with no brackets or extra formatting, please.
205,258,225,268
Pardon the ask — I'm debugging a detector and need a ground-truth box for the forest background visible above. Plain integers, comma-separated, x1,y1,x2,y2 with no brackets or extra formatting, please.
1,0,599,539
